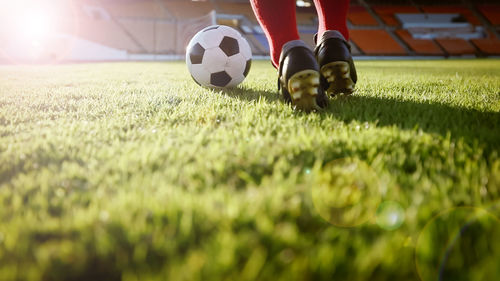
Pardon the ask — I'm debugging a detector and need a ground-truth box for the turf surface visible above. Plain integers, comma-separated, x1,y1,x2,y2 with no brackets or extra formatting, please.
0,60,499,280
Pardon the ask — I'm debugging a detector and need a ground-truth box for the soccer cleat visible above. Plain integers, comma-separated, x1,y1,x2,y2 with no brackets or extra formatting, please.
277,40,328,111
314,30,357,96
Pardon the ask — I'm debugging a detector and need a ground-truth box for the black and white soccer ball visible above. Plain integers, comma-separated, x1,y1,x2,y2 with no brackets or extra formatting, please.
186,25,252,88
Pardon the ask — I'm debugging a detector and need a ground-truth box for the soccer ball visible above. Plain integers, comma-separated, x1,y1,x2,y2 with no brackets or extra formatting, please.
186,25,252,88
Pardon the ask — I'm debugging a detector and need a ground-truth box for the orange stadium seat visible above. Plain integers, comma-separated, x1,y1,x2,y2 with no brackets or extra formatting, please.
372,6,420,26
435,38,475,55
421,6,481,26
477,5,500,26
163,0,215,19
102,1,169,19
349,30,406,55
395,30,444,55
348,6,378,26
471,32,500,55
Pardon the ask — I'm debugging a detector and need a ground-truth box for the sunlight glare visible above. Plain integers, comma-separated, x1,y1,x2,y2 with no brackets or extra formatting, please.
21,10,54,43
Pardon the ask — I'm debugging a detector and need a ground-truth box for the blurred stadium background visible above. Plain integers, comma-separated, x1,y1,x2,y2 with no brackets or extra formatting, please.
0,0,499,63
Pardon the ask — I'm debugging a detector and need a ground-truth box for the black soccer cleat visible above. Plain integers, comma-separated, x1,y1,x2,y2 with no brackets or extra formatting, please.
314,30,357,96
278,40,328,111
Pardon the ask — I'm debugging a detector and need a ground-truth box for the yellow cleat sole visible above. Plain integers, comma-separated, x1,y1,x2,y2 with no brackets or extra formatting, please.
287,70,321,111
320,61,355,96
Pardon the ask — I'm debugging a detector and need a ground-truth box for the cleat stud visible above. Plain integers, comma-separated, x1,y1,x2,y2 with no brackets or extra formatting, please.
292,92,302,99
310,77,320,84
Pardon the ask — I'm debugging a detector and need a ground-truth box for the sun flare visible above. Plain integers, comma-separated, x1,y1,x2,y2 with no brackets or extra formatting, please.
20,10,55,43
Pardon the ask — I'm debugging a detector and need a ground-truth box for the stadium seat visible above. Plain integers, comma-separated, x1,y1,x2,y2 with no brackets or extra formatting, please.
348,6,378,26
372,6,420,26
395,30,444,55
477,5,500,26
349,30,407,55
471,32,500,55
435,38,476,55
421,6,481,25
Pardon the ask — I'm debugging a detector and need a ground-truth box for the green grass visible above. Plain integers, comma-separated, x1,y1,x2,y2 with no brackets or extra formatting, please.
0,60,499,281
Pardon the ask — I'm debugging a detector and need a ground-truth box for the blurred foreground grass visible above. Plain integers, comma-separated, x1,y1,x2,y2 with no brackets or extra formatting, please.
0,60,499,280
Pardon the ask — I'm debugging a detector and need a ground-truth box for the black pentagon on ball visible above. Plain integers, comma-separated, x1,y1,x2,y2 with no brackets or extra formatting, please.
189,43,205,64
243,59,251,77
210,71,232,87
219,36,239,57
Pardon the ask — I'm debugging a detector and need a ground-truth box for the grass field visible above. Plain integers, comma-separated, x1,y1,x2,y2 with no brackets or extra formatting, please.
0,59,499,281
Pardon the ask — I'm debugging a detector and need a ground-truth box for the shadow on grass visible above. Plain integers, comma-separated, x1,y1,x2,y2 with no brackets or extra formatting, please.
221,85,279,103
323,95,500,153
222,86,499,153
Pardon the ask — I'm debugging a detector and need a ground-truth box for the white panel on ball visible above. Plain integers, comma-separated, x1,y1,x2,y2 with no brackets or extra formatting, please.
189,64,211,86
200,29,224,49
218,25,242,40
225,53,246,78
226,74,246,88
238,38,252,60
202,48,227,73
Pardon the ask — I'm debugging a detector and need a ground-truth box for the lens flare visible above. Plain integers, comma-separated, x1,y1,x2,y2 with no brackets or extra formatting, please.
311,158,381,227
0,0,78,64
20,10,54,42
415,207,500,281
376,201,405,230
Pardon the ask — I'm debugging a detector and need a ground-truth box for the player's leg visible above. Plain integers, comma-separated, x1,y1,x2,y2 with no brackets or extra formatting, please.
249,0,300,68
312,0,357,96
313,0,350,40
249,0,328,110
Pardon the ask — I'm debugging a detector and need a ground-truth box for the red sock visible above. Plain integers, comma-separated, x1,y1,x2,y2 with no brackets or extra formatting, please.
250,0,300,68
313,0,350,41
